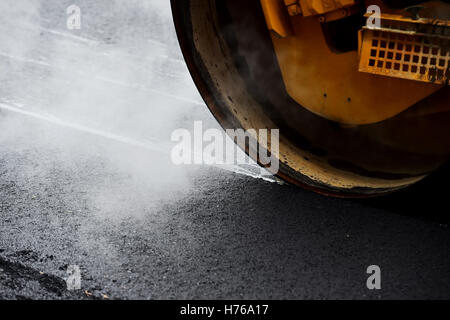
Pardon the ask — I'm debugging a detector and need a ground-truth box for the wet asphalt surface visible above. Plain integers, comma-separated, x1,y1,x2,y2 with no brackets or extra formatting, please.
1,114,450,300
1,0,450,300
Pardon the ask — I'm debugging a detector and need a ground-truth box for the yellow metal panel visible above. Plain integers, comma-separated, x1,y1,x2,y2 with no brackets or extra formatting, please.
271,16,441,124
259,0,443,124
299,0,356,17
260,0,293,38
284,0,303,16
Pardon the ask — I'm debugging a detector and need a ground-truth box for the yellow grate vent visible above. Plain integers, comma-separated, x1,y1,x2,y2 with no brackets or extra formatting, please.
359,15,450,85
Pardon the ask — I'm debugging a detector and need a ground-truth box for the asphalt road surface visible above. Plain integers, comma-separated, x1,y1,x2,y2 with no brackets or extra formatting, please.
0,0,449,300
1,113,449,300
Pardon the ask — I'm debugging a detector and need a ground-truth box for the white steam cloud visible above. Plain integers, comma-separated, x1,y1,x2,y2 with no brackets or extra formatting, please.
0,0,272,224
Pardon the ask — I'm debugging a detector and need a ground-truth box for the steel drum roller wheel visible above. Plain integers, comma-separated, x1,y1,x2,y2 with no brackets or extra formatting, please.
171,0,450,197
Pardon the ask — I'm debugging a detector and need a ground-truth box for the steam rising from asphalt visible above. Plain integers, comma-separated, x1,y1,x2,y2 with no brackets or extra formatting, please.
0,0,275,229
0,0,201,217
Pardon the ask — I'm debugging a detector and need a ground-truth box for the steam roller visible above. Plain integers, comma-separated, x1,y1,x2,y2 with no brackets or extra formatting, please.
171,0,450,197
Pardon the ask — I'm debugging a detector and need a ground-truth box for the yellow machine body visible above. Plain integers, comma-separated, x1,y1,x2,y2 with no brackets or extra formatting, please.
260,0,448,124
171,0,450,197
